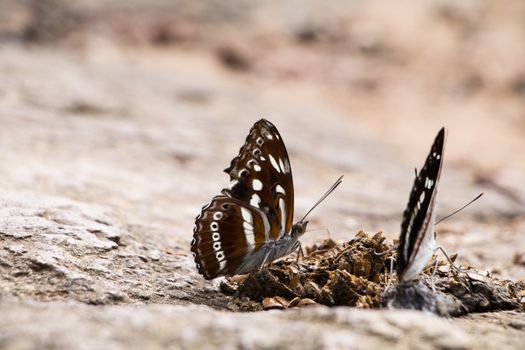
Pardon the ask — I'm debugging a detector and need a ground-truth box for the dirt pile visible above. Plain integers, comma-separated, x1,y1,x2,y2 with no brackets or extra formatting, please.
221,232,524,314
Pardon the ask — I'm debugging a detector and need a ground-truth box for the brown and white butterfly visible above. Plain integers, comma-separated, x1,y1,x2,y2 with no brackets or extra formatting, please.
396,127,446,283
191,119,342,280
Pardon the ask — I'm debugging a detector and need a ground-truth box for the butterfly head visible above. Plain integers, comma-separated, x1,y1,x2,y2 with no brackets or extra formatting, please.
292,220,308,238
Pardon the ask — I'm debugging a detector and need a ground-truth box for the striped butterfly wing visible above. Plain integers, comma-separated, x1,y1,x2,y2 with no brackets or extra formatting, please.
397,128,446,282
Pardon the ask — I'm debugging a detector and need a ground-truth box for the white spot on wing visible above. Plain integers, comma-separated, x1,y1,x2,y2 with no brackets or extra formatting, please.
278,158,285,173
219,259,227,271
254,164,261,172
279,197,286,231
275,185,286,194
269,155,281,173
250,194,261,208
241,207,253,224
243,222,256,246
419,192,425,203
252,179,263,191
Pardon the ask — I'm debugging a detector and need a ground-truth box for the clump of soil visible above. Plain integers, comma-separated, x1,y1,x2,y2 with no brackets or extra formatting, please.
220,231,525,315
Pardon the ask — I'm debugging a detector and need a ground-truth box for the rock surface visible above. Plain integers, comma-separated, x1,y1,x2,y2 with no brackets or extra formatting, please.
1,298,524,350
0,0,525,349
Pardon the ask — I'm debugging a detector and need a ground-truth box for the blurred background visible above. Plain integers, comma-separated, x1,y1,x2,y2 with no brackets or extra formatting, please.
0,0,524,280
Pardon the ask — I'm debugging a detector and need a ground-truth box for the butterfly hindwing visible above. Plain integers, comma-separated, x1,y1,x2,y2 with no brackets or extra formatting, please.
397,128,446,282
191,195,272,279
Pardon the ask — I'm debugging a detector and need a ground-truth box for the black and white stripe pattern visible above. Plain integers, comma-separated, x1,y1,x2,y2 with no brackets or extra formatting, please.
396,127,446,282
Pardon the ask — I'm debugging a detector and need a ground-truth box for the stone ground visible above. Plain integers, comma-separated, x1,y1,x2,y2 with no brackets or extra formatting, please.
0,0,524,349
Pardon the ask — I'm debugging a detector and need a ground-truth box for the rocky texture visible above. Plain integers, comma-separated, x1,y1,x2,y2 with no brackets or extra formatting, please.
0,194,231,308
1,0,525,349
1,298,525,350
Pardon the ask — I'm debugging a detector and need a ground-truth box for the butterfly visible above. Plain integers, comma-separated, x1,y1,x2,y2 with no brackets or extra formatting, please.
396,127,446,283
191,119,342,280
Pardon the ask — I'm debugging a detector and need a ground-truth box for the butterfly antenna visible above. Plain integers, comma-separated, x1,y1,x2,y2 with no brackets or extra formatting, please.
299,175,344,223
414,167,418,177
436,193,484,225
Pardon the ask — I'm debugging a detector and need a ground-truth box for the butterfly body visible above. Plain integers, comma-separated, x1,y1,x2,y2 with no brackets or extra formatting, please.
191,119,310,280
234,229,304,275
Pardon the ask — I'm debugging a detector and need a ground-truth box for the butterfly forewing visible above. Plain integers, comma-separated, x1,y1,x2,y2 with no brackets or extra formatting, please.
397,128,446,282
222,119,294,240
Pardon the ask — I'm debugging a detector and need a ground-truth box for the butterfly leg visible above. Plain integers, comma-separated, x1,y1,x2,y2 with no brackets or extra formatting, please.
429,258,439,292
433,246,473,293
258,249,273,272
385,256,395,289
435,246,461,278
295,242,304,264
